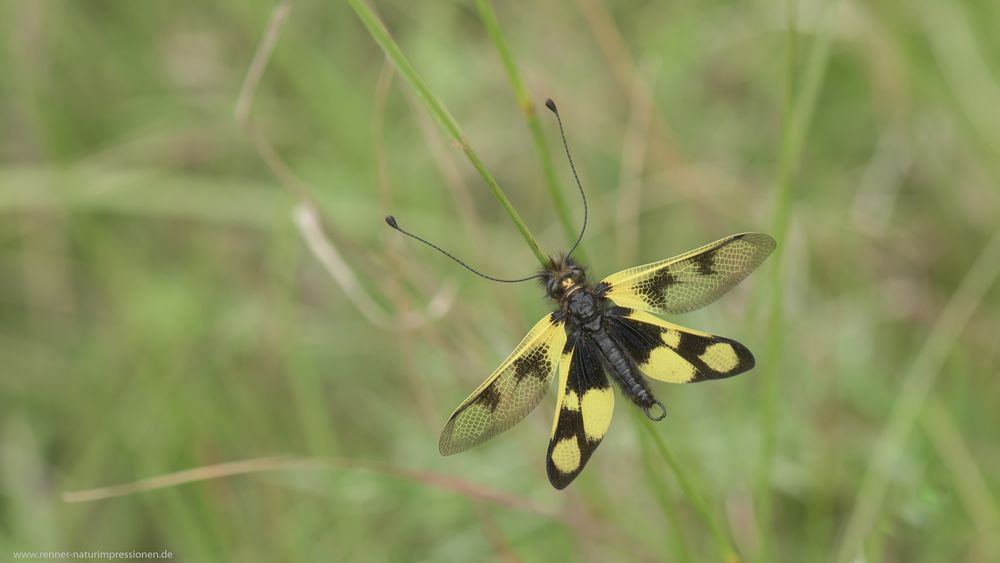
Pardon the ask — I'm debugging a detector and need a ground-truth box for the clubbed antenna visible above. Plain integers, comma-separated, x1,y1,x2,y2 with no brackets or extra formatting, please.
545,99,588,259
385,215,544,283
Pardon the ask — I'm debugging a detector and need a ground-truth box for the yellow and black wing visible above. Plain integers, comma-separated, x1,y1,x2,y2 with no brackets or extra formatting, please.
606,307,755,383
546,336,614,489
439,314,567,456
601,233,776,315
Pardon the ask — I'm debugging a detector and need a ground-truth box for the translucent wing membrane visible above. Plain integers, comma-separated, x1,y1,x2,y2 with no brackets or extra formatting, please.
439,314,567,455
546,336,614,489
607,308,755,383
601,233,776,315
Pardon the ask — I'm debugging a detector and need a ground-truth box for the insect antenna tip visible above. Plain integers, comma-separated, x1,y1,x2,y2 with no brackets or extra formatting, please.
385,215,400,229
544,98,557,113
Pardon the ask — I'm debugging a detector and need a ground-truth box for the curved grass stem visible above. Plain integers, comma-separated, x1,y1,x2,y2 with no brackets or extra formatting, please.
347,0,548,266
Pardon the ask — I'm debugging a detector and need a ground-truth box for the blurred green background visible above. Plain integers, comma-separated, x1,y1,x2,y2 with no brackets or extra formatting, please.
3,0,1000,561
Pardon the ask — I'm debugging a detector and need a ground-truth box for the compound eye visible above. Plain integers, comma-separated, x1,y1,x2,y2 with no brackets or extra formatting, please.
547,279,558,295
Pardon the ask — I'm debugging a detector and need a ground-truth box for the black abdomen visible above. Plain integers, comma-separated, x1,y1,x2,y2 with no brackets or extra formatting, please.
592,329,657,410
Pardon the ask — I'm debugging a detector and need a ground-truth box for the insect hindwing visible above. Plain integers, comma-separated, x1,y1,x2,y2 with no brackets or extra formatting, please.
546,336,613,489
606,307,756,383
439,314,567,456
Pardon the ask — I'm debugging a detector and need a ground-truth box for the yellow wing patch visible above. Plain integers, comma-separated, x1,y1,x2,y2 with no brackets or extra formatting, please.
661,327,681,348
646,345,697,383
439,314,567,455
563,390,580,411
700,342,740,373
601,232,775,315
550,438,581,474
581,388,614,441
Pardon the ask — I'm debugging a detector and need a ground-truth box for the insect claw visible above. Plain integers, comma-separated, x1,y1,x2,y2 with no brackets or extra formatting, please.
643,400,667,421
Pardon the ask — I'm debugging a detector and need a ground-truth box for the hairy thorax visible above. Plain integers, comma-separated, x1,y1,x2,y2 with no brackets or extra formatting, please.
563,286,604,332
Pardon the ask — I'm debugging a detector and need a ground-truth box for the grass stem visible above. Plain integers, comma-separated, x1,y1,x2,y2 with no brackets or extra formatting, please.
474,0,586,262
834,225,1000,562
632,411,739,562
347,0,549,266
756,2,835,558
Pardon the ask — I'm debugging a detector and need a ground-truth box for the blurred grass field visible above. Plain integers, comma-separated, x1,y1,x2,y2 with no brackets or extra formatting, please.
3,0,1000,561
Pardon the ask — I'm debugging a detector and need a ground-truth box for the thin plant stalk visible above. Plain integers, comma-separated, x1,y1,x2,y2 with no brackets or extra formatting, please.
634,410,693,561
756,1,836,557
922,398,1000,560
833,226,1000,562
474,0,586,263
347,0,548,266
632,411,739,562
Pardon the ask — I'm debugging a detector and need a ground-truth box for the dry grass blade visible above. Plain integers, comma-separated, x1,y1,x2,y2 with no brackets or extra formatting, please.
235,2,454,331
63,457,293,503
61,456,545,515
295,203,455,331
59,454,650,558
234,0,291,128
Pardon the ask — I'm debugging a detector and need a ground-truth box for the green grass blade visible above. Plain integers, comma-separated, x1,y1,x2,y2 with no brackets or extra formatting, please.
634,412,694,560
474,0,586,262
632,410,738,562
756,2,838,557
346,0,548,266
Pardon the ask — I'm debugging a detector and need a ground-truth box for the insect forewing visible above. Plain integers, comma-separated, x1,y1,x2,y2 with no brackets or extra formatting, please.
601,233,775,315
439,314,567,455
